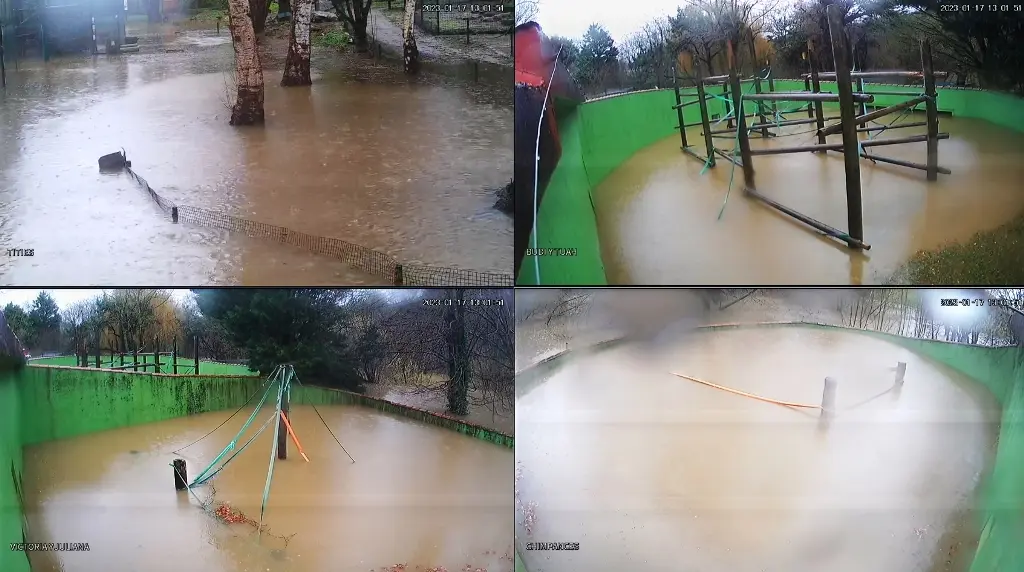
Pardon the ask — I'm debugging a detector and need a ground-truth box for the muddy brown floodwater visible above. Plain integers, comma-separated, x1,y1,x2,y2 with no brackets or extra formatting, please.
515,326,999,572
592,112,1024,284
23,404,514,572
0,23,512,285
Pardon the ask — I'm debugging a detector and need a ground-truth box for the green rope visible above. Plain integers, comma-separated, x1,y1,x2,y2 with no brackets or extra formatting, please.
192,412,278,486
191,366,283,486
260,366,291,529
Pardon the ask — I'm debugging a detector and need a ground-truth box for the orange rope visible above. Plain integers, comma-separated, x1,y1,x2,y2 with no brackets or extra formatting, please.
280,411,310,462
670,372,822,409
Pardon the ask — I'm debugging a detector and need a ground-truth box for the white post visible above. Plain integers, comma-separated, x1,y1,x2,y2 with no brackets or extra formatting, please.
821,376,837,418
895,362,906,387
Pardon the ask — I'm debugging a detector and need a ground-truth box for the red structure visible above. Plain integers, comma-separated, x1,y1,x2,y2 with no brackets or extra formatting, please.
514,21,583,280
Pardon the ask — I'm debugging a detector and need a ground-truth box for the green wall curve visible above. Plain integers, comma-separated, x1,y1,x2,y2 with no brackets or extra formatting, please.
1,365,513,572
518,83,1024,285
514,322,1024,571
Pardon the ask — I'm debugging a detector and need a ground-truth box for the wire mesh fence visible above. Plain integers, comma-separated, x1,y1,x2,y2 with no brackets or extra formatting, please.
125,167,512,286
411,0,513,35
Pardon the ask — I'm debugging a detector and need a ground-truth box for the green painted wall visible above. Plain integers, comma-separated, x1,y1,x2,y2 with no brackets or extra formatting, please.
522,82,1024,285
1,364,513,570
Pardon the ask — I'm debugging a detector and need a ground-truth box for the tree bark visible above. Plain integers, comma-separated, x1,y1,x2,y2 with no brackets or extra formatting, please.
282,0,314,86
228,0,267,125
402,0,419,74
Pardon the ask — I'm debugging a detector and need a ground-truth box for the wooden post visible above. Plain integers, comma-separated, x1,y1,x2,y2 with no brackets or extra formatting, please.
855,77,867,116
694,70,716,168
895,362,906,387
172,336,178,375
94,335,100,368
119,350,124,368
722,83,733,129
277,381,289,460
767,70,777,118
172,459,187,490
753,76,769,137
132,348,138,372
804,75,813,117
154,338,160,374
821,377,838,418
193,336,199,375
728,42,755,190
673,64,689,149
808,40,826,148
921,39,939,181
827,3,865,249
394,264,404,286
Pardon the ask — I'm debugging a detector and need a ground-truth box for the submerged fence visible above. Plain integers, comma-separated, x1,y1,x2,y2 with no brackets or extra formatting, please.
125,167,512,286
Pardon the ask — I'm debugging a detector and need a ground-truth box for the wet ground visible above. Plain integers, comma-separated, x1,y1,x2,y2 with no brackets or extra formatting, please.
515,326,999,572
23,404,514,572
592,112,1024,284
0,21,512,285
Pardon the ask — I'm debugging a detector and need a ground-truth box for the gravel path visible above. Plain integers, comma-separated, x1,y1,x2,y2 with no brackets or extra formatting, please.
368,8,511,67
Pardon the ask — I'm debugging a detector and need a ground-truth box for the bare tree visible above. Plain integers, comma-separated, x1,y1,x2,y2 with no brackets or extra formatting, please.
516,0,539,26
402,0,420,74
282,0,315,86
227,0,267,125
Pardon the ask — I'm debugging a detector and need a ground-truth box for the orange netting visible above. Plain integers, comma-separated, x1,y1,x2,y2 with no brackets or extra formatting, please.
213,502,260,528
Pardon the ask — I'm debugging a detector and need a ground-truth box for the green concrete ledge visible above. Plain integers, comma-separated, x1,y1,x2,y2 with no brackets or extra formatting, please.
514,321,1024,572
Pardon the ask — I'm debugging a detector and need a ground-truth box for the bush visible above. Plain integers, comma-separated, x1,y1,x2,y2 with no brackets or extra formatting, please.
313,29,350,48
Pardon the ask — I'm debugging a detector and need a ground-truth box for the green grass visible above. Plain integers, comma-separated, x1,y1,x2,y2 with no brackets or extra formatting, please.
313,29,349,48
190,8,228,22
30,355,258,376
900,210,1024,285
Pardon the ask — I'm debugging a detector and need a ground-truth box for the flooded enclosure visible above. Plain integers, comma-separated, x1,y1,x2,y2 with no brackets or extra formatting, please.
0,22,513,285
23,404,514,572
515,326,999,572
591,113,1024,284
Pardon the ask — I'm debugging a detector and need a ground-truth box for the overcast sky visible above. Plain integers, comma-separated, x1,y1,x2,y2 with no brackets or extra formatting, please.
535,0,679,43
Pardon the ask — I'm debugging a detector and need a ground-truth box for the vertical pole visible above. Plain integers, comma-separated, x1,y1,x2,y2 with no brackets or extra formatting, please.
193,335,199,375
694,71,716,167
895,362,907,387
722,83,733,129
94,335,100,368
1,23,7,89
277,375,289,460
119,349,124,368
394,264,404,285
154,338,160,374
753,76,768,137
727,41,755,190
808,40,826,148
855,77,867,116
820,377,838,418
465,18,469,45
921,39,939,182
673,64,688,149
172,336,178,375
827,3,864,248
132,347,138,371
804,75,812,118
767,68,777,118
172,459,187,490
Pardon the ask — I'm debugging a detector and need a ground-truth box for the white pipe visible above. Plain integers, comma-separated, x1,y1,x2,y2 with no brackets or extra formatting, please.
531,43,563,285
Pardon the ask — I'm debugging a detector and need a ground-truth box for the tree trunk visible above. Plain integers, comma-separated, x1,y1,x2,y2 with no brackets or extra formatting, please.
228,0,267,125
278,0,293,20
445,290,469,416
402,0,419,74
330,0,370,52
249,0,270,34
282,0,314,86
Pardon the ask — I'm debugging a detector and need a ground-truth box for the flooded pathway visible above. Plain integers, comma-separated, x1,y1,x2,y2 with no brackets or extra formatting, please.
23,404,513,572
516,326,999,572
0,24,512,285
592,113,1024,284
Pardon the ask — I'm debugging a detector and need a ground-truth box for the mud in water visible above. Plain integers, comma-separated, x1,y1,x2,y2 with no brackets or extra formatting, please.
22,404,513,572
0,23,512,285
515,327,999,572
592,112,1024,284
